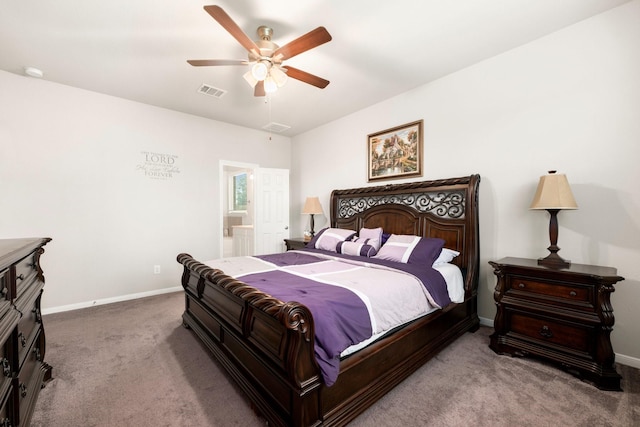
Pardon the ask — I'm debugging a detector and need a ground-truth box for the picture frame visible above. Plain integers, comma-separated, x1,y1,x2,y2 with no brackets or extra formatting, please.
367,119,423,182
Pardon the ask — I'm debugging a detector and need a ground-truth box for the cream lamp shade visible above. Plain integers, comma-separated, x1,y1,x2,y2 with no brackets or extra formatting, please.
302,197,323,215
302,197,323,238
530,171,578,210
530,171,577,268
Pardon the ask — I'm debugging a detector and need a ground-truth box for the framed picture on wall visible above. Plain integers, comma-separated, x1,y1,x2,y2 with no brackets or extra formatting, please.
367,119,423,182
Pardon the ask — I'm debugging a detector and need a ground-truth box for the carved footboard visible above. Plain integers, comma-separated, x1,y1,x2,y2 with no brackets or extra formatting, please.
177,253,324,426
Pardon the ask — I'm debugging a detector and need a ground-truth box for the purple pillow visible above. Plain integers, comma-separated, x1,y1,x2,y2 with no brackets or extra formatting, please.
381,232,392,245
306,227,328,248
336,241,377,257
373,234,445,266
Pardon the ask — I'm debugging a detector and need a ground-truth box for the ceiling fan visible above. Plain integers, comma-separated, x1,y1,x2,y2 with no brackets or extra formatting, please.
188,5,332,97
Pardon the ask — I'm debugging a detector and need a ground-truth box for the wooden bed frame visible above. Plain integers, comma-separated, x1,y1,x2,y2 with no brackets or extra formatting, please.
177,174,480,426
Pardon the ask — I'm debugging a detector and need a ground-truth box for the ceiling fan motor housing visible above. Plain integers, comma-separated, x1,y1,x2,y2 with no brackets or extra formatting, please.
251,27,279,62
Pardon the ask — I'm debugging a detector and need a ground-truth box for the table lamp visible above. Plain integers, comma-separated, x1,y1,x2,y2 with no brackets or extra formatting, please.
302,196,323,239
530,171,578,268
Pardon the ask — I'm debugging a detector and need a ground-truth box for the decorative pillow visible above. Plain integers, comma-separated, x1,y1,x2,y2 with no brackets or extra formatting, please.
433,248,460,265
336,241,377,257
358,227,383,251
381,232,392,245
373,234,445,266
312,228,357,252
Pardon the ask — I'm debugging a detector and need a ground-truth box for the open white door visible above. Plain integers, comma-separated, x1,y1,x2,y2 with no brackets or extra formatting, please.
254,168,290,255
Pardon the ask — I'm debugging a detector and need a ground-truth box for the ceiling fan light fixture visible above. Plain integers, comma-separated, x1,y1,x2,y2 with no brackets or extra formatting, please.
270,66,288,87
243,70,258,87
264,75,278,93
251,60,269,81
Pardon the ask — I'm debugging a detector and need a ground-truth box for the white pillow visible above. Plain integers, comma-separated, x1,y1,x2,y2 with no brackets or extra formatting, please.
433,248,460,265
313,228,356,252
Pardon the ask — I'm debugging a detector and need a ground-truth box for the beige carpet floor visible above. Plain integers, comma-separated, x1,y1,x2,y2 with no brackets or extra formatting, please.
31,292,639,426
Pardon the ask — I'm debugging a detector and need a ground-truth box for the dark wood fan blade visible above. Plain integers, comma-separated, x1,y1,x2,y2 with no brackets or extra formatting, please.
204,5,260,56
283,66,330,89
273,27,332,61
187,59,248,66
254,81,266,97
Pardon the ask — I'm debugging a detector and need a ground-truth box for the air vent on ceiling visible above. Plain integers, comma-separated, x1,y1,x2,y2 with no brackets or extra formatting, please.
197,84,227,98
262,122,291,133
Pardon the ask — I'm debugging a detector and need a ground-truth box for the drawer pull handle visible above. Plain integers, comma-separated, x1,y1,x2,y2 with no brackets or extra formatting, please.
18,332,26,348
539,325,553,339
569,291,577,297
518,283,525,289
33,307,42,322
1,358,10,377
19,383,27,397
17,274,25,281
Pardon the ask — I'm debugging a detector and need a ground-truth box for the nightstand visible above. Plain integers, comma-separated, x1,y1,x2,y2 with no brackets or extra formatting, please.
284,238,308,251
489,257,624,391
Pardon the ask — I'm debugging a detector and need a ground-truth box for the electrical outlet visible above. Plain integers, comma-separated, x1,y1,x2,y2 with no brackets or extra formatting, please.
154,265,161,274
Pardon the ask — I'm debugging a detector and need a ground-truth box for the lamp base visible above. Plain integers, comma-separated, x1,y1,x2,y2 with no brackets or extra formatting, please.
538,253,571,269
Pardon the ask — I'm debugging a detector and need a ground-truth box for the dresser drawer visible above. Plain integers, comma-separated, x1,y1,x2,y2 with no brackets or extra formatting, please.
0,270,7,301
509,311,591,353
506,275,593,310
17,329,45,424
17,311,40,369
14,255,38,299
0,382,14,427
0,339,12,412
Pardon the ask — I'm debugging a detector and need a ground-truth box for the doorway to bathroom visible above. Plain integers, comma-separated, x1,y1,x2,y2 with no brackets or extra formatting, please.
220,161,290,258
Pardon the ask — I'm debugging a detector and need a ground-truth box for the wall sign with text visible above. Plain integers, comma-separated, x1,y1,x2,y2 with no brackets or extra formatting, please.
137,151,181,180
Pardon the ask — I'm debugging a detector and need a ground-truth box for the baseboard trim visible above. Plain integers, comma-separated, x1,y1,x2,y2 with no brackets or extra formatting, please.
614,353,640,369
479,316,494,328
476,316,639,369
41,286,183,316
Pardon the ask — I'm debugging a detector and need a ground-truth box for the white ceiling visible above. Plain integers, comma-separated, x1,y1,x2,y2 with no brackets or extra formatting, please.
0,1,630,136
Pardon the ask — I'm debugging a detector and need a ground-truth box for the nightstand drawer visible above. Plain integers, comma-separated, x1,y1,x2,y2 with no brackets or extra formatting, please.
509,312,590,353
507,276,592,309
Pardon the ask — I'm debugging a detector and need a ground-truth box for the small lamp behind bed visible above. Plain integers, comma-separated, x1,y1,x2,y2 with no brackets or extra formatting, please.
302,196,323,240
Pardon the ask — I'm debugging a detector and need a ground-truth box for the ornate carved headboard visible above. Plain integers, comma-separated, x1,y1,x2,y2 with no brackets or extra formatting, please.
330,174,480,297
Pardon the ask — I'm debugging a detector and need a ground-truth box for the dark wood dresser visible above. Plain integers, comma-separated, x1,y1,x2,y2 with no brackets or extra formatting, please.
0,238,52,425
489,257,624,391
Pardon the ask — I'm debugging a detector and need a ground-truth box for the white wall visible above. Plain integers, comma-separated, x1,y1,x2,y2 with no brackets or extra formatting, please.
291,2,640,362
0,71,290,311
